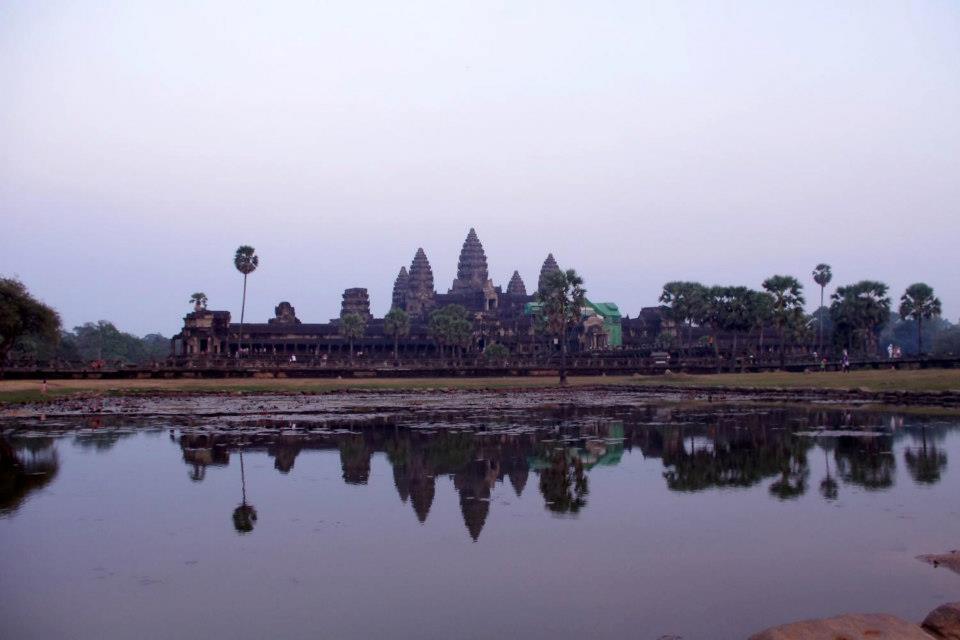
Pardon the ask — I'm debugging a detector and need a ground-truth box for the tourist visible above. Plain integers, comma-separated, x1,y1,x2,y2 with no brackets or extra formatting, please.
841,350,850,373
820,357,827,372
887,343,894,359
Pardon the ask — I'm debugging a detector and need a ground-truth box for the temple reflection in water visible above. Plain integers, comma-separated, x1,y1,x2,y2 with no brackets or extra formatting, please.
1,406,952,539
163,406,952,541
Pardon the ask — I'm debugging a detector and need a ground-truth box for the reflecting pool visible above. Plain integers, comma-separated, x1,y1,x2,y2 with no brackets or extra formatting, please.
2,401,959,639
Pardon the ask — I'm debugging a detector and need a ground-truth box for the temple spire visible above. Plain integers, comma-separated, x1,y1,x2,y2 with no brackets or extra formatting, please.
391,266,409,310
506,270,527,296
406,248,436,314
450,227,489,293
538,253,561,293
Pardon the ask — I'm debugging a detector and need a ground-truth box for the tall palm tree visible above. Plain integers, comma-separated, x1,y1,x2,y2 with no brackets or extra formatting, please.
189,292,208,311
384,308,410,364
762,275,805,368
536,269,586,385
812,264,832,355
899,283,941,357
339,312,366,364
233,246,259,357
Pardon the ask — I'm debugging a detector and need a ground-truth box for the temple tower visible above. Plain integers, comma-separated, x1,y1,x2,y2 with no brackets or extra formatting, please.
391,266,409,310
406,248,436,315
538,254,561,293
449,228,489,293
506,271,527,296
340,288,372,320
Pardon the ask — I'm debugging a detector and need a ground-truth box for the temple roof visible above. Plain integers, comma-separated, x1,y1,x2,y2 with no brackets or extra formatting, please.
408,248,435,295
538,253,561,293
506,270,527,296
391,266,409,310
450,228,489,293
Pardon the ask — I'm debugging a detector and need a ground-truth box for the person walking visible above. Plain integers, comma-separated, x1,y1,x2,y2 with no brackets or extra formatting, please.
841,349,850,373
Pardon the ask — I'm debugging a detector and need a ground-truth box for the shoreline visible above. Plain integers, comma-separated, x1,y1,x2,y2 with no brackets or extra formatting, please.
2,374,960,417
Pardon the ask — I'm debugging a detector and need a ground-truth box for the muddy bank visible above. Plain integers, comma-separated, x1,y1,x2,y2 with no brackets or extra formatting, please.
2,383,959,421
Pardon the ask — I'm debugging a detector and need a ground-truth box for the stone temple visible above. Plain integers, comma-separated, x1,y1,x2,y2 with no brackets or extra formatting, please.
174,228,634,360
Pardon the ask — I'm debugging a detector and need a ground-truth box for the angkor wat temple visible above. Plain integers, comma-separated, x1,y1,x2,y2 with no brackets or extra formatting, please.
173,229,656,361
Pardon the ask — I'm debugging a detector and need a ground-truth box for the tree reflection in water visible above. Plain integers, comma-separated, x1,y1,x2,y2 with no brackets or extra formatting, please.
232,449,257,534
834,435,896,491
0,436,59,516
819,446,839,501
904,427,948,485
538,450,588,514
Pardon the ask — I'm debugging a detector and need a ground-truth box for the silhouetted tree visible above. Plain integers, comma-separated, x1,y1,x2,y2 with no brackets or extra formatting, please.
339,312,366,364
536,269,586,385
383,307,410,364
233,245,259,357
762,275,806,367
0,277,61,366
899,283,941,357
812,264,832,354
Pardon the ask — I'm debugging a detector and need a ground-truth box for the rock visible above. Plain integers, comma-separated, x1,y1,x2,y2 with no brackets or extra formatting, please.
923,602,960,639
919,551,960,576
748,613,935,639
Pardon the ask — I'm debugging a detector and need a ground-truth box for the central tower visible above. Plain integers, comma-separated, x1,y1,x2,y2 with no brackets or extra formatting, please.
449,228,489,293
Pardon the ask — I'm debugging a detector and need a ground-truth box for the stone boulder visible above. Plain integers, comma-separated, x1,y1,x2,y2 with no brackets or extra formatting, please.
749,612,935,640
923,602,960,640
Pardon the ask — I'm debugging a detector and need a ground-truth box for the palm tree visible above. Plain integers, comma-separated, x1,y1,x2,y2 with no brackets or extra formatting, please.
812,264,832,355
384,308,410,364
428,305,471,365
830,281,890,356
762,275,805,368
536,269,586,385
747,289,774,356
899,283,941,357
659,281,706,354
233,246,259,357
189,292,208,312
339,313,366,364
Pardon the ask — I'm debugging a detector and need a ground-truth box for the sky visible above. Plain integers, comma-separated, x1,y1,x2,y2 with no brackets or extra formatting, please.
1,0,958,337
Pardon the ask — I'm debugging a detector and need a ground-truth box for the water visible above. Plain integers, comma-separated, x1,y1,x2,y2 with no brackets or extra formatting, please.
2,400,959,639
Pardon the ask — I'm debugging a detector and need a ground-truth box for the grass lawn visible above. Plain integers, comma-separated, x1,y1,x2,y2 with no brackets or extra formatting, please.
629,369,960,392
0,375,627,405
1,369,958,405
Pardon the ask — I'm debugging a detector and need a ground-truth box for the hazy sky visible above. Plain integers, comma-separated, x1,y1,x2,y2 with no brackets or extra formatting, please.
2,0,958,337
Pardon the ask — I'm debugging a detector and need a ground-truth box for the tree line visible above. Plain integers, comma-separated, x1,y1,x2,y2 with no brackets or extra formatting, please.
658,265,948,361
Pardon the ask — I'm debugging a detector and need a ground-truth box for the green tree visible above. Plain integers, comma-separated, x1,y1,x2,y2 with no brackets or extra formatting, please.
189,292,208,311
339,312,366,364
761,275,806,368
429,305,472,364
536,269,586,385
830,281,890,356
383,307,410,364
233,245,259,357
0,278,61,366
933,325,960,356
899,283,941,357
747,289,775,354
659,281,706,354
812,264,832,354
483,342,510,365
719,287,756,366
